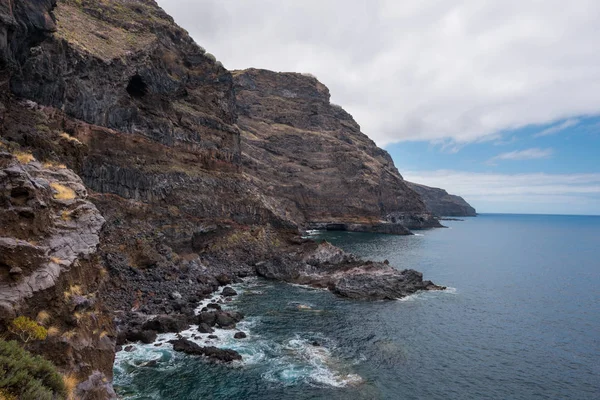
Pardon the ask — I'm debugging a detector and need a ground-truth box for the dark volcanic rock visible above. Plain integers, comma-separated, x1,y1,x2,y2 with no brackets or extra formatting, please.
198,312,217,326
331,269,445,300
234,68,441,232
126,330,158,344
234,331,247,339
406,182,476,217
169,338,242,362
142,314,190,334
256,241,445,300
215,311,237,329
198,323,214,334
221,286,238,297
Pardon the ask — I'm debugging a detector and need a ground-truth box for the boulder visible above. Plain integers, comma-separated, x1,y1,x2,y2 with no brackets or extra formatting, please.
233,332,247,339
221,287,237,297
126,330,157,344
198,323,214,334
215,312,236,329
142,314,190,333
215,274,232,286
197,312,217,326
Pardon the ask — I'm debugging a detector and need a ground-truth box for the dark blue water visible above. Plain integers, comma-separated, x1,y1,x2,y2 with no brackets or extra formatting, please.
114,214,600,399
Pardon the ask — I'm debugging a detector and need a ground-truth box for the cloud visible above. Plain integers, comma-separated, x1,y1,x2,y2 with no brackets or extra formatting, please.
533,118,580,137
403,170,600,214
157,0,600,146
487,147,554,164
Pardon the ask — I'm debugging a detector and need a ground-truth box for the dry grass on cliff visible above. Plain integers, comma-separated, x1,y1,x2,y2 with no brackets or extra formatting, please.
50,183,76,200
14,150,35,164
36,311,51,325
43,161,67,169
55,3,154,61
46,326,61,338
62,374,78,400
59,132,82,145
63,285,83,300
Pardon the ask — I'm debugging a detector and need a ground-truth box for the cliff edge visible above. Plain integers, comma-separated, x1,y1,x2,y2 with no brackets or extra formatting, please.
235,68,441,233
406,182,476,217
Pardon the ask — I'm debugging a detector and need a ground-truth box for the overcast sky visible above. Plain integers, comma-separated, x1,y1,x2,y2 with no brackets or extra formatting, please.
157,0,600,215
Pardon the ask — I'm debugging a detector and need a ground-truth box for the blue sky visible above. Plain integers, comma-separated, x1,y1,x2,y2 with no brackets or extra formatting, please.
158,0,600,215
395,116,600,215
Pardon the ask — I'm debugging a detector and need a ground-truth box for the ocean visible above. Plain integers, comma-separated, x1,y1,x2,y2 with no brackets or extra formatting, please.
113,214,600,399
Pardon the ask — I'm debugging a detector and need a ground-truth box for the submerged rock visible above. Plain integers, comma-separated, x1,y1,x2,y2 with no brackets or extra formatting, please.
234,332,247,339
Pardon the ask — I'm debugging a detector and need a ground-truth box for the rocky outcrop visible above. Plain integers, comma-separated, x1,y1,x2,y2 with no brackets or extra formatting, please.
406,182,476,217
255,241,445,300
0,149,116,399
169,338,242,363
234,68,441,233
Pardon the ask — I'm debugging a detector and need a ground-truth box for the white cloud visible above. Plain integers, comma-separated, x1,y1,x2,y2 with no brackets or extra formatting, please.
533,118,580,138
487,147,553,164
403,170,600,214
157,0,600,146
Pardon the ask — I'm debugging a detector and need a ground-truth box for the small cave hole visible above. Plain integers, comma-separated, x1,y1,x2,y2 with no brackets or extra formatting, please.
10,187,31,205
127,74,148,98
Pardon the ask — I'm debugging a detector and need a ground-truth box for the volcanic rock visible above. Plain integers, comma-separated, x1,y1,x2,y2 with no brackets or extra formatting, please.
169,338,242,362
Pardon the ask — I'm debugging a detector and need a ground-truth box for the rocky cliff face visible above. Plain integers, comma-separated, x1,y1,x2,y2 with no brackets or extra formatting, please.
1,1,445,397
406,182,476,217
234,68,440,233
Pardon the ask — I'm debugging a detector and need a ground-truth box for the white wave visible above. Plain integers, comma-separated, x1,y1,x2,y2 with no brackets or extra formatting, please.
116,279,362,390
261,336,363,388
413,233,425,236
398,286,458,302
288,282,329,292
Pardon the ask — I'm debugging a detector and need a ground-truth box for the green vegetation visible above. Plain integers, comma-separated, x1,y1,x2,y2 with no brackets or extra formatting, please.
8,317,48,343
0,340,67,400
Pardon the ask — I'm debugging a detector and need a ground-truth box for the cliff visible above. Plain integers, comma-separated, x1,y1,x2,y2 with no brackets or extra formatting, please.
234,68,440,233
406,182,477,217
1,1,445,397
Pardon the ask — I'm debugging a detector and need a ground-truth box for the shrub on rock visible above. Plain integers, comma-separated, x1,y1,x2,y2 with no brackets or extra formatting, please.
0,340,67,400
9,316,47,343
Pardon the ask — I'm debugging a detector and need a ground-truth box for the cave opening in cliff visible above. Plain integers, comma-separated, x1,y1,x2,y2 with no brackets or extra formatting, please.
126,74,148,97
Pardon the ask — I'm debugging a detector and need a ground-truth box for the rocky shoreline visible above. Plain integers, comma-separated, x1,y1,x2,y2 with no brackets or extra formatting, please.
112,239,445,363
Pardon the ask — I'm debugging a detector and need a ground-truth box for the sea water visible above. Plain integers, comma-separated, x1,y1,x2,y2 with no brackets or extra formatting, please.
114,214,600,399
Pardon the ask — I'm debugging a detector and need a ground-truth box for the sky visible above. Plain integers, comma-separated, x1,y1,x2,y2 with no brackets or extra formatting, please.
157,0,600,215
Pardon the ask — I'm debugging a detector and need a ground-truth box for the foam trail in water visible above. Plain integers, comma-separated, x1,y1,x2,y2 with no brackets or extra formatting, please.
399,287,458,302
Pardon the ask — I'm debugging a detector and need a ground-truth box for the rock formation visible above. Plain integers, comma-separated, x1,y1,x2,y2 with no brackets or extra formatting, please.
234,68,441,233
406,182,476,217
0,0,446,397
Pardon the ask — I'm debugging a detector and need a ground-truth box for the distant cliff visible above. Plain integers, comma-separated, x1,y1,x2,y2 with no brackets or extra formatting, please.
406,182,476,217
234,68,440,233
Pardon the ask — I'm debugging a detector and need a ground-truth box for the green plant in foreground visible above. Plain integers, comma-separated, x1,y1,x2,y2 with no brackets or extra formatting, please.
8,316,48,343
0,340,66,400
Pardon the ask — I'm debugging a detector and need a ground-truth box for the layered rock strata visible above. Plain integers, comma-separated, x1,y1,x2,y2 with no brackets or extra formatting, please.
234,68,441,233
